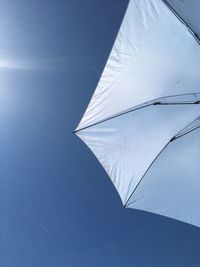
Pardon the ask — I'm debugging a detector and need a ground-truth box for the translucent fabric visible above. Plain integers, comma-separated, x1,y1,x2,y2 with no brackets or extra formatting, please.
76,0,200,227
76,0,200,131
128,126,200,227
165,0,200,37
77,104,200,205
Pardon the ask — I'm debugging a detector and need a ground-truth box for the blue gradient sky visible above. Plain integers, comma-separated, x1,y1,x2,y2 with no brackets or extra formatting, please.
1,1,200,266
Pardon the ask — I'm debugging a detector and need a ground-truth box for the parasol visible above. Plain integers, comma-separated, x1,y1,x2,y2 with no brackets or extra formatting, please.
74,0,200,228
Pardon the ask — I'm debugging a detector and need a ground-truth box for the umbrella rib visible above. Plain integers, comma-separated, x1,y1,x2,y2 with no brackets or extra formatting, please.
124,141,171,208
161,0,200,44
172,124,200,141
74,94,200,134
124,116,200,207
73,103,152,133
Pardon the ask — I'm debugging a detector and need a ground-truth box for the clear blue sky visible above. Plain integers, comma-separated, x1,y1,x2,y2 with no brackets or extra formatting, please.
1,0,200,266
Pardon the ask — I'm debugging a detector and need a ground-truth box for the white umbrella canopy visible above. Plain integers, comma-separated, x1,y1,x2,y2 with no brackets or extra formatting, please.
75,0,200,227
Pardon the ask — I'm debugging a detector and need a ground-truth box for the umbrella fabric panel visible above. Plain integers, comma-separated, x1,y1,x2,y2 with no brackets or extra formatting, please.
76,104,200,205
128,125,200,228
165,0,200,38
77,0,200,131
